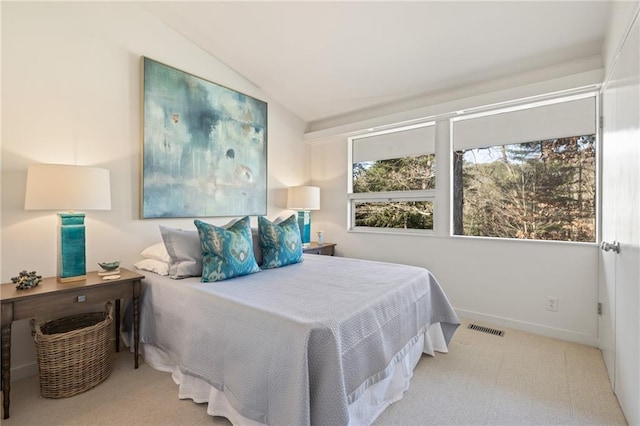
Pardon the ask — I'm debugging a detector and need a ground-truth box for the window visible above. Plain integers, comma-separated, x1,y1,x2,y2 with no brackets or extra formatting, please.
348,123,436,232
451,94,597,242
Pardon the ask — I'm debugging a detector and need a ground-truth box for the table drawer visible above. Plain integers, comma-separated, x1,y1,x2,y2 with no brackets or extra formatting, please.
12,281,132,320
306,246,334,256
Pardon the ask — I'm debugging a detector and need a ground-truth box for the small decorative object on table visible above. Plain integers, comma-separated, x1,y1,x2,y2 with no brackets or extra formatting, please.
11,270,42,290
317,231,324,244
98,261,120,277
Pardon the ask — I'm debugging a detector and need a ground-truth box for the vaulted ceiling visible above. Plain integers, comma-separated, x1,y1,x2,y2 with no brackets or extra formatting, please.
143,1,611,127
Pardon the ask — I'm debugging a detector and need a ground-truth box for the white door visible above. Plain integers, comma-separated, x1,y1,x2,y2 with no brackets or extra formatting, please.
599,87,617,388
600,13,640,425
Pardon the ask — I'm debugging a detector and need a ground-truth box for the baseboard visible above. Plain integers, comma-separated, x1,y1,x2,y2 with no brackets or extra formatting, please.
11,361,38,382
455,308,600,347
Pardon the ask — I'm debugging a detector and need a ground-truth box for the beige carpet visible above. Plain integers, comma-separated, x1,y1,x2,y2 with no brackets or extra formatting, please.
2,320,627,425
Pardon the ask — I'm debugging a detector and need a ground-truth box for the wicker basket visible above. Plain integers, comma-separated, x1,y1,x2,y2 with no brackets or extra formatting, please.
31,302,115,398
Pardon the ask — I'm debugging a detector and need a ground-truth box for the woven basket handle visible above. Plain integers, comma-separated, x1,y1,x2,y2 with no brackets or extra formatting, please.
31,302,114,342
31,318,42,339
104,301,114,320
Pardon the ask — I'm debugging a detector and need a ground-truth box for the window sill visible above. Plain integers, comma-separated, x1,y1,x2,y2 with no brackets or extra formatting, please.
348,228,599,247
348,227,435,237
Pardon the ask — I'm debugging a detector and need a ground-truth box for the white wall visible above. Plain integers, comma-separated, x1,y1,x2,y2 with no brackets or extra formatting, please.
309,70,604,347
1,2,307,379
603,1,640,72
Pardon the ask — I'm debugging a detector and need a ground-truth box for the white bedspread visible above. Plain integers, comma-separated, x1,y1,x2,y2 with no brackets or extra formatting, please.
137,255,459,425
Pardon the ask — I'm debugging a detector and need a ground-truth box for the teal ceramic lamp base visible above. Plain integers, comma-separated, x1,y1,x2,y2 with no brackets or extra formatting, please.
297,210,311,247
57,212,87,283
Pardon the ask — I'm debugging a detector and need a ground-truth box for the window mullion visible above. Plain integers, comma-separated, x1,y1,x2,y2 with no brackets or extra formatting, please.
348,190,435,201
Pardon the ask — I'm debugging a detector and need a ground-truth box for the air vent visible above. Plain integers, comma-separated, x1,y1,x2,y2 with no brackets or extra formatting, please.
468,323,505,337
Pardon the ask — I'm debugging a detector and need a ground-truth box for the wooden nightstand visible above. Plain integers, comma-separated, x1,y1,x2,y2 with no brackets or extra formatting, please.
303,242,336,256
0,268,144,419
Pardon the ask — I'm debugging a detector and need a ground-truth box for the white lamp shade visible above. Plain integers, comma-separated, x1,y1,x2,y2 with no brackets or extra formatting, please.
287,186,320,210
25,164,111,211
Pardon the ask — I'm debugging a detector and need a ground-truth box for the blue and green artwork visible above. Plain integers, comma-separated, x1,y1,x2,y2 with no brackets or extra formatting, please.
142,57,267,218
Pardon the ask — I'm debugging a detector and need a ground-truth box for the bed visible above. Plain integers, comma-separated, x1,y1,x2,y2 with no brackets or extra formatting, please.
134,253,459,426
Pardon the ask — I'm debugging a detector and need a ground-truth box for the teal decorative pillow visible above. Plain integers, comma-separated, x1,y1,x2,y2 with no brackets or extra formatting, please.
258,215,303,269
194,217,260,282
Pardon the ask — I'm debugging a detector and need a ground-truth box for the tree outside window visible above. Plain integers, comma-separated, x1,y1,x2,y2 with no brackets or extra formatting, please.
351,154,436,230
452,135,596,242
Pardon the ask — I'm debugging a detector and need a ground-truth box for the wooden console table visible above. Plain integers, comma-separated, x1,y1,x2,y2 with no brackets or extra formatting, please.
0,268,144,419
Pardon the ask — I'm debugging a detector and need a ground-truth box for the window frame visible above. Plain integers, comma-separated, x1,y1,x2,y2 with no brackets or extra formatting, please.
347,122,437,234
449,92,600,243
344,89,600,244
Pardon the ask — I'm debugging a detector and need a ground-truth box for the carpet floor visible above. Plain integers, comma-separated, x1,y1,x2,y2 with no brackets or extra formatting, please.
2,319,627,425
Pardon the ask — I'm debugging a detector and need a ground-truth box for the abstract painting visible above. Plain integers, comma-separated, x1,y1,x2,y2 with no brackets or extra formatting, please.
141,57,267,218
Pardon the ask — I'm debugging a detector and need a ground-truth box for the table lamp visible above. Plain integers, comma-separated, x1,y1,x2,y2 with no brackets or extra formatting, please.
24,164,111,283
287,186,320,246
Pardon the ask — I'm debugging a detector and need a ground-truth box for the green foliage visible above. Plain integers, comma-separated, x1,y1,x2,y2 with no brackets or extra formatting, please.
355,201,434,230
351,136,596,240
353,155,435,193
456,135,596,241
353,155,435,229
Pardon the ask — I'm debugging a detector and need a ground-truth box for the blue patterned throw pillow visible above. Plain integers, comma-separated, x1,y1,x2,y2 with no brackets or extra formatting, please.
194,217,260,282
258,215,303,269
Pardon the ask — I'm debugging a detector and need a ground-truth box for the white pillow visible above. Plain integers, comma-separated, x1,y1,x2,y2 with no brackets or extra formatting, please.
160,226,202,279
140,242,171,264
134,258,169,276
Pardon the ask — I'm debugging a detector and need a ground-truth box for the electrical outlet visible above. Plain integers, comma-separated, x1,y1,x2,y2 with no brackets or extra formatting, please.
547,296,558,311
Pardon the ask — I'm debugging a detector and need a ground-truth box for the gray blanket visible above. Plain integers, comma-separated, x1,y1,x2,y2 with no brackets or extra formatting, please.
138,254,459,425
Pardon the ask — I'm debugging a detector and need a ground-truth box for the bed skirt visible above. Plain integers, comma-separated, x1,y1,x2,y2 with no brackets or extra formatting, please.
140,322,449,426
